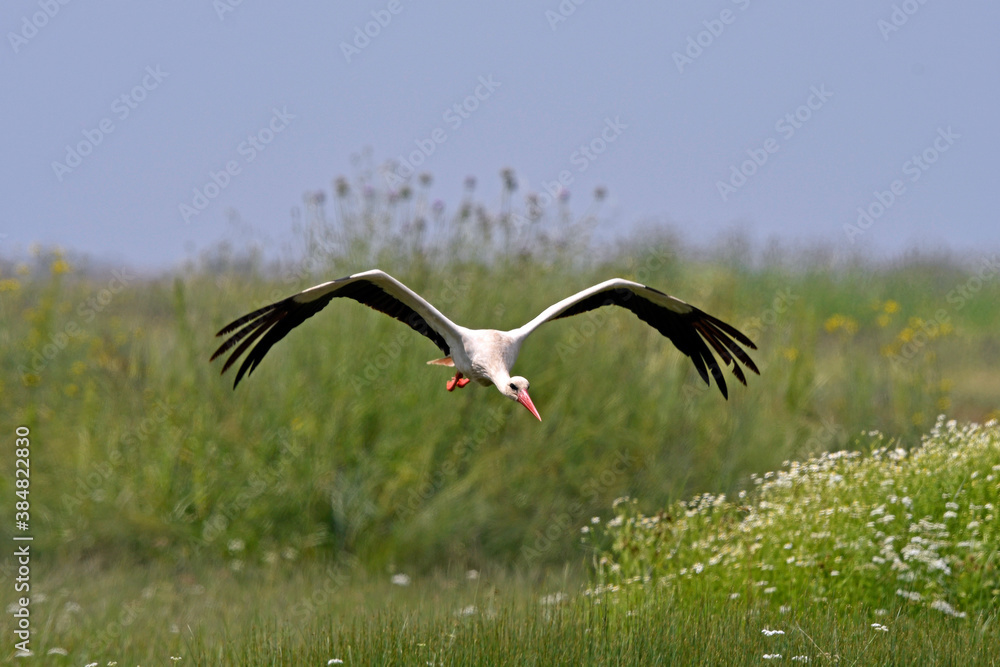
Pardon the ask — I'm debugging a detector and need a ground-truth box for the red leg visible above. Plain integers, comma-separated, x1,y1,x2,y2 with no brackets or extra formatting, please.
446,372,471,391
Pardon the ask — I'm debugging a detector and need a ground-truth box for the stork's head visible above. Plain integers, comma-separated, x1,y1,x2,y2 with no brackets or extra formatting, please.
500,375,541,421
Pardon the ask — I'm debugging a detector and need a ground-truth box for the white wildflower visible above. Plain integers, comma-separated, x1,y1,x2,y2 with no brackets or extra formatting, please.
930,599,967,618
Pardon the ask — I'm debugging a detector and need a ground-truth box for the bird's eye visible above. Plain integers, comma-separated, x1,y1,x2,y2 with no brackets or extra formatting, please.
509,383,517,391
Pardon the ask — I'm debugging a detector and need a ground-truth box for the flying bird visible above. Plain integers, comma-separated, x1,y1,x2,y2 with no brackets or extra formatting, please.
211,270,758,420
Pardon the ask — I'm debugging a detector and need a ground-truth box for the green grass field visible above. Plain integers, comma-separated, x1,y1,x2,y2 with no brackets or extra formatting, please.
3,178,999,662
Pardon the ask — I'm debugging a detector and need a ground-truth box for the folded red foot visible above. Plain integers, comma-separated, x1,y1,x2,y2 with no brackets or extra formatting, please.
446,372,471,392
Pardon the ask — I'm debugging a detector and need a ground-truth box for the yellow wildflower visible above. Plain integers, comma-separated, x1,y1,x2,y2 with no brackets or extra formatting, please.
824,315,843,333
824,314,859,335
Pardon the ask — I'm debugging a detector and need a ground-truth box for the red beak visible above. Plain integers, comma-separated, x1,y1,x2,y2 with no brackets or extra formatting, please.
517,388,541,421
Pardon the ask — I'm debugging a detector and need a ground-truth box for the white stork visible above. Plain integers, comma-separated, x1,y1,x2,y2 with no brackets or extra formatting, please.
211,269,758,420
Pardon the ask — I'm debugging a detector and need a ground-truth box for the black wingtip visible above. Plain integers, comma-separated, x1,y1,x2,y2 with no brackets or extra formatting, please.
710,359,729,399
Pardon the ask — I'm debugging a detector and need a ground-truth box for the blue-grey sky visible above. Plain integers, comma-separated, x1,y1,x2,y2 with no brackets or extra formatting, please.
3,2,997,269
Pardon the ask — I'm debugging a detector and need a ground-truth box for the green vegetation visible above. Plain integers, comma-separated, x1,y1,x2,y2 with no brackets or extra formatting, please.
589,418,1000,621
3,171,999,662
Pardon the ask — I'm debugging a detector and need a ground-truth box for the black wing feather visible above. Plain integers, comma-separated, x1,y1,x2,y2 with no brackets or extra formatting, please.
547,285,758,399
211,278,450,388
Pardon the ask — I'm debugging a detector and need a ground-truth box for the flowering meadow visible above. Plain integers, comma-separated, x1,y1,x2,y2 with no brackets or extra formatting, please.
3,170,999,662
587,417,998,632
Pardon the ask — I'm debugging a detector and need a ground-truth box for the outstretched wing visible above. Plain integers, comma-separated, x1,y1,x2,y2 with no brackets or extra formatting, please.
515,279,758,399
211,270,460,388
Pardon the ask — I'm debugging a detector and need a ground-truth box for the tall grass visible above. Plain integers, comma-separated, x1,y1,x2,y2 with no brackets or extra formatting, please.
4,170,1000,663
3,170,999,573
13,526,997,665
587,417,999,620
